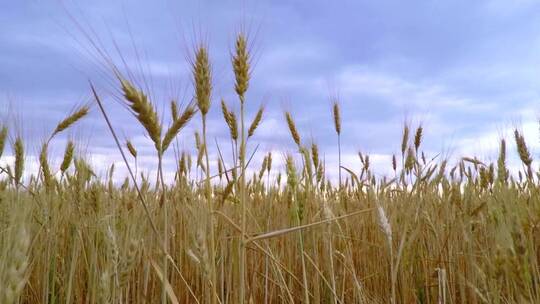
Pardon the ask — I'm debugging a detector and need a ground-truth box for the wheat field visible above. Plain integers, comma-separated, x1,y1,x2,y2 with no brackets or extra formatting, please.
0,33,539,304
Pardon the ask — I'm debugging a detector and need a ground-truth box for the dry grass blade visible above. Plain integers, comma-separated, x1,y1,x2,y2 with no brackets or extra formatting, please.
247,208,374,243
341,166,362,188
150,259,180,304
462,157,486,166
91,83,161,242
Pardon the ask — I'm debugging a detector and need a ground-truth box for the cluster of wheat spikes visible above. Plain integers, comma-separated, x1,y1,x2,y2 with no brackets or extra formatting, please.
1,33,540,304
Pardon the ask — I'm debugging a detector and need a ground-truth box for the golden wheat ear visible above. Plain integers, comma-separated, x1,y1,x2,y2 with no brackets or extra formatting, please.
514,129,532,166
496,138,508,184
162,105,197,152
60,140,75,174
0,125,7,158
119,77,162,152
332,101,341,135
285,111,301,147
51,105,90,140
220,99,238,141
401,123,409,157
125,139,137,159
193,46,212,116
233,33,250,101
170,100,179,120
39,142,53,189
13,136,24,187
414,124,423,152
247,105,264,138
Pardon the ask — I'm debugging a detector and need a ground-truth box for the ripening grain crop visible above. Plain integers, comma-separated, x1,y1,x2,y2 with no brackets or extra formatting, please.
0,23,539,304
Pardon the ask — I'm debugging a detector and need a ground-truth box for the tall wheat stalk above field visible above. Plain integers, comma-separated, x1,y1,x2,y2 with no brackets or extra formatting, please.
333,100,342,190
233,32,251,303
192,43,219,304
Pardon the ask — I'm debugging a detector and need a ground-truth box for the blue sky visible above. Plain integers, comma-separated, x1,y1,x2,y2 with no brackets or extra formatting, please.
2,0,540,180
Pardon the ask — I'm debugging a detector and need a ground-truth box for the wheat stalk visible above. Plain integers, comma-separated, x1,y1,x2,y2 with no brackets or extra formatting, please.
333,101,343,190
192,43,218,304
1,224,30,304
233,32,253,304
376,204,394,304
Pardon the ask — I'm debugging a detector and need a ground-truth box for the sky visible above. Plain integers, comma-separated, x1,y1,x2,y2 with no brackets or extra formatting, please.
2,0,540,181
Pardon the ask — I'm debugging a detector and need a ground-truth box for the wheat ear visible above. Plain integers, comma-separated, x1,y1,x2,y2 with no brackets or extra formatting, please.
248,105,264,138
285,111,301,147
0,125,7,158
120,78,162,152
51,105,89,139
163,106,196,152
60,140,75,174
